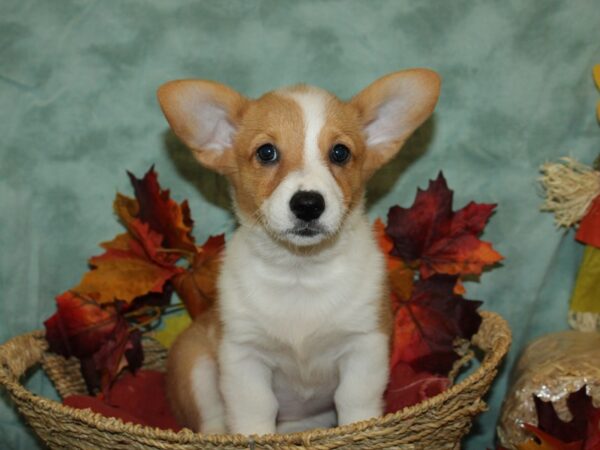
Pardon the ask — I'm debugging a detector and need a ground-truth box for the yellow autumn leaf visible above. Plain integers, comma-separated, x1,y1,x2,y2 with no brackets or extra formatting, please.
113,193,139,231
152,312,192,348
595,64,600,121
570,245,600,314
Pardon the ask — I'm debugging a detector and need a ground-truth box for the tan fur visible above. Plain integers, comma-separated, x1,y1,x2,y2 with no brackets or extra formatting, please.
166,306,222,430
318,95,367,210
377,286,394,339
228,92,306,218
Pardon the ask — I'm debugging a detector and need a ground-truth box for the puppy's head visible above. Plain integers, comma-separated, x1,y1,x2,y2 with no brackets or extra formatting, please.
158,70,440,247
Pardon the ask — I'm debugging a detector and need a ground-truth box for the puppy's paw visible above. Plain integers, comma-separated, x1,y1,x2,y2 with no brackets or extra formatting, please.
201,416,227,434
337,405,382,426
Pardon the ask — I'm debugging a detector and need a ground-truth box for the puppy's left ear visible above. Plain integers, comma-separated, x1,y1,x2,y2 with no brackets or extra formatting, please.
351,69,441,174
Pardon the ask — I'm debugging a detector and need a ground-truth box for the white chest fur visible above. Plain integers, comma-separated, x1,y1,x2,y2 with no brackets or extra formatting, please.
217,209,388,431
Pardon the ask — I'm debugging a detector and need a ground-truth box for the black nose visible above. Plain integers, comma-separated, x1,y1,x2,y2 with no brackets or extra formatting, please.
289,191,325,222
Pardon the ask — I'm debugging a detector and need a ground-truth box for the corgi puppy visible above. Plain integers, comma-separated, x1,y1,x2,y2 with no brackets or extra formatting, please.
158,69,440,435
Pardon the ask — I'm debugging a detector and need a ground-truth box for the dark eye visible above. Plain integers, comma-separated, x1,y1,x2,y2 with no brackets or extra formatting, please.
329,144,351,165
256,144,279,164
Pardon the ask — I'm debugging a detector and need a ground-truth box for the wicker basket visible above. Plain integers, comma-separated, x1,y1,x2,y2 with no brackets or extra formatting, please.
0,311,510,450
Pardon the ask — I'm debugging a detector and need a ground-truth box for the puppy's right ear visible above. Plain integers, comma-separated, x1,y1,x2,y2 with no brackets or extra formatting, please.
157,80,247,174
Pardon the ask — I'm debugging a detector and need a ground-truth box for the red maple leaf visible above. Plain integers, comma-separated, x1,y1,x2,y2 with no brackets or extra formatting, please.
389,275,482,374
384,362,450,413
44,291,143,394
125,218,181,267
44,291,120,358
576,195,600,248
64,370,181,431
385,173,502,279
376,175,495,413
80,319,143,395
519,387,600,450
105,370,181,430
126,167,196,253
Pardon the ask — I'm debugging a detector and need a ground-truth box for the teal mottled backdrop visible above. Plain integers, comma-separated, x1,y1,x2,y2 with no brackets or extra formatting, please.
1,1,599,448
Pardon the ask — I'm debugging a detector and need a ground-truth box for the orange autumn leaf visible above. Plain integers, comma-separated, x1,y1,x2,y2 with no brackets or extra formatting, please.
172,234,225,318
420,235,502,278
374,218,415,303
517,425,582,450
389,264,414,304
374,218,405,272
74,229,183,304
454,279,466,295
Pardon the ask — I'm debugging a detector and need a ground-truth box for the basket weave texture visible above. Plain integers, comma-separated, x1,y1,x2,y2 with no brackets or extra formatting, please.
0,311,510,450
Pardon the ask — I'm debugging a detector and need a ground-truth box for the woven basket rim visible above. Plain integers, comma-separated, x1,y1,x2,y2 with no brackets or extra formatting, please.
0,310,511,446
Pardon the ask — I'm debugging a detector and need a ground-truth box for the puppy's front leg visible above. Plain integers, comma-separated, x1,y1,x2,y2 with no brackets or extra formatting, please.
334,332,389,425
220,342,278,435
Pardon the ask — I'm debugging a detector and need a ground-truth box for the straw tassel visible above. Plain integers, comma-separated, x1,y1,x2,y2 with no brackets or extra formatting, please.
539,157,600,227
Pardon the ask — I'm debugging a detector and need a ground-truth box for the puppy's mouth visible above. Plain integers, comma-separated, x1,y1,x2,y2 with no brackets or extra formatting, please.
286,223,326,238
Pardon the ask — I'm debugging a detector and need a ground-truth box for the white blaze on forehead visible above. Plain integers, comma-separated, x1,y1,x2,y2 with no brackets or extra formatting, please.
285,88,328,168
284,89,345,203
